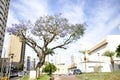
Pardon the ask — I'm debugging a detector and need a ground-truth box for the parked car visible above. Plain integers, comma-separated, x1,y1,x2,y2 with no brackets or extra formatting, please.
68,71,73,75
73,69,82,75
17,71,24,77
9,70,18,78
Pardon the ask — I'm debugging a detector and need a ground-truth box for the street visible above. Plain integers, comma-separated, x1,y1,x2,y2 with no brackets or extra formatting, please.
9,76,20,80
54,75,79,80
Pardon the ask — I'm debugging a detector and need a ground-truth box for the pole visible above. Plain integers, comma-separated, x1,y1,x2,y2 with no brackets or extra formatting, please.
8,57,11,79
49,63,52,76
8,53,14,79
98,53,101,72
49,59,53,80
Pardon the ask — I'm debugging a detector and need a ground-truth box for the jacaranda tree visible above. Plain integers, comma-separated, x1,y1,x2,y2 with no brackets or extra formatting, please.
7,14,86,78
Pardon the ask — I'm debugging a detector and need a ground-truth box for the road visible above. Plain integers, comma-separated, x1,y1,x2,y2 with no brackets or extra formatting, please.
10,76,20,80
54,75,79,80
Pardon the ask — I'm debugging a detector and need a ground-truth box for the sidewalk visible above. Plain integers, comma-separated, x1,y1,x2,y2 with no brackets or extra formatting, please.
0,73,2,77
53,75,80,80
54,75,61,80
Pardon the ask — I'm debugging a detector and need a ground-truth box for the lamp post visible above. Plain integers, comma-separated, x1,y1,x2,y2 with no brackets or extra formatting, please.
97,53,100,64
97,53,101,72
10,53,14,70
49,59,54,80
49,59,53,76
49,63,52,76
8,53,14,78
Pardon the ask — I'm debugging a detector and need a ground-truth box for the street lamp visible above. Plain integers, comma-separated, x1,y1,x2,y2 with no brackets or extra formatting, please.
8,53,14,78
97,53,100,63
49,59,54,80
97,53,101,72
49,59,53,76
11,53,14,68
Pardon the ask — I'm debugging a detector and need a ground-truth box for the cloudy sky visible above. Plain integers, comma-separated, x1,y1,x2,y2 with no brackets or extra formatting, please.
3,0,120,63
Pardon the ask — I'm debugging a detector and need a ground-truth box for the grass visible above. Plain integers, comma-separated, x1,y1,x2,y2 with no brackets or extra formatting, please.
20,74,50,80
37,75,50,80
20,71,120,80
76,71,120,80
20,75,29,80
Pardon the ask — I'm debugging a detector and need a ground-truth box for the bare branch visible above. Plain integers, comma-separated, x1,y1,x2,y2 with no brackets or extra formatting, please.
51,35,72,50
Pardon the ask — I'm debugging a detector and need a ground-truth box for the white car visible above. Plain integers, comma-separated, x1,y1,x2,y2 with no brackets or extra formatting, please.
18,71,24,77
68,71,73,75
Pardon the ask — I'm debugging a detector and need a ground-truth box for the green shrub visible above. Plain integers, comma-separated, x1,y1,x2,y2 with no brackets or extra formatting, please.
94,66,101,72
42,62,57,75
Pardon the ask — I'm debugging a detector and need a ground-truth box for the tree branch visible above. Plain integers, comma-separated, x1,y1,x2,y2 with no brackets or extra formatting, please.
21,31,42,50
51,35,72,50
48,33,57,43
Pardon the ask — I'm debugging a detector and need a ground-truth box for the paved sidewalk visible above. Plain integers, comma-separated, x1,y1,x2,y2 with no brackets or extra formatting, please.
0,73,2,77
54,76,61,80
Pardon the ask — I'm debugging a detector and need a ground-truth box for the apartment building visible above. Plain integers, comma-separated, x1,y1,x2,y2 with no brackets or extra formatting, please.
7,35,26,67
0,0,10,58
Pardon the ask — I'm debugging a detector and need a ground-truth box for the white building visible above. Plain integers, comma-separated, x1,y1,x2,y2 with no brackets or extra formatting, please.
78,35,120,72
54,63,68,74
54,53,69,74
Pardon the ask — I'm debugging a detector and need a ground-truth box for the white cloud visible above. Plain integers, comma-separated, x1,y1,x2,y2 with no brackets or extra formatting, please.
61,0,85,24
80,1,120,46
7,10,19,27
8,0,49,24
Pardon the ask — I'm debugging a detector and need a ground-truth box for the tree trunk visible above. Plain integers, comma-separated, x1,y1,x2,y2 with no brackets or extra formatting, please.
36,67,40,78
110,57,114,72
84,56,87,73
35,56,45,79
35,62,43,79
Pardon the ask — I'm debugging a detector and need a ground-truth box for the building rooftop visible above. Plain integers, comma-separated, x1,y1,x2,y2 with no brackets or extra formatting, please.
88,39,108,54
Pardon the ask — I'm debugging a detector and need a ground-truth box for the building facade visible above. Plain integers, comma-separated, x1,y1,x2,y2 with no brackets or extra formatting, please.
54,63,68,74
0,0,10,58
7,35,26,67
78,35,120,72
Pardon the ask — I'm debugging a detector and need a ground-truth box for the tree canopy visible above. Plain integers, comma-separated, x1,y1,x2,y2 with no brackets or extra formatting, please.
102,50,115,57
7,14,86,68
116,44,120,57
42,62,57,75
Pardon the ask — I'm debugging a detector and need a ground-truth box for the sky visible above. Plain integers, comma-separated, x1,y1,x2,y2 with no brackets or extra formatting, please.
3,0,120,64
